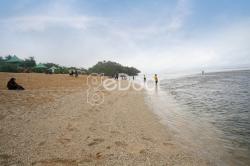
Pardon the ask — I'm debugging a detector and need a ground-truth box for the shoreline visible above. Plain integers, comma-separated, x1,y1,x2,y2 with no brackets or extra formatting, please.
1,73,210,165
144,87,234,166
148,70,250,166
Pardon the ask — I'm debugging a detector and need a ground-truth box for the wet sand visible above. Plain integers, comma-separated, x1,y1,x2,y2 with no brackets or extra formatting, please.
0,73,210,165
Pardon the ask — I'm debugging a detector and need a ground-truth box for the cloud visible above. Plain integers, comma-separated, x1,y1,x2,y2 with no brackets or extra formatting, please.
1,15,96,32
0,0,249,73
0,0,99,32
167,0,192,31
0,0,190,35
132,19,250,72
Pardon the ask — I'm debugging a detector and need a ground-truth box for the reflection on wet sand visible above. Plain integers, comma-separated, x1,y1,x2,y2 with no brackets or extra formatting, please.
145,86,234,165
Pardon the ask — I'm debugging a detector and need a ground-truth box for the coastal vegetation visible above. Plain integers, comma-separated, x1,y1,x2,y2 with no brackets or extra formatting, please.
88,61,140,76
0,55,140,76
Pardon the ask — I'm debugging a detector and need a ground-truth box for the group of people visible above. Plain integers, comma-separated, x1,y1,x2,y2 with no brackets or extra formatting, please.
114,73,158,85
6,73,158,91
143,74,158,85
69,70,78,77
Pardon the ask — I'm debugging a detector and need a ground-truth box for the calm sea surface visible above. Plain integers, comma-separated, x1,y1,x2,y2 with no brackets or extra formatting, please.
145,70,250,165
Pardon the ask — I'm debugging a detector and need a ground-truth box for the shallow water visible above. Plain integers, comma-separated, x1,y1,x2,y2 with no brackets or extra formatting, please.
144,70,250,165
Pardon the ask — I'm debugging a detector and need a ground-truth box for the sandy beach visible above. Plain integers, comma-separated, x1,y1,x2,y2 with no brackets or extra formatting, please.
0,73,210,165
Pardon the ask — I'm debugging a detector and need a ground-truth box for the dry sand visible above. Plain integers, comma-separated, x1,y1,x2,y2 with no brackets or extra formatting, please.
0,73,211,165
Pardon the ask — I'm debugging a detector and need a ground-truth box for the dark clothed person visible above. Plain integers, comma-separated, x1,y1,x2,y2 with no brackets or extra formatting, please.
7,78,24,90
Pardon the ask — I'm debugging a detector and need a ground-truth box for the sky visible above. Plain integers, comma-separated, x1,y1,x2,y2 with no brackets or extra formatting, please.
0,0,250,73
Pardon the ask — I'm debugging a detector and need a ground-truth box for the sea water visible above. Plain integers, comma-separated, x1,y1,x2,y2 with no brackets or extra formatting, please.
144,70,250,165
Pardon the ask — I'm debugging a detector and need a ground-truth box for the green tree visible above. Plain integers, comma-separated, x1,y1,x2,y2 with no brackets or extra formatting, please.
4,55,12,61
44,63,60,68
0,55,19,72
88,61,140,76
0,56,4,62
21,57,36,69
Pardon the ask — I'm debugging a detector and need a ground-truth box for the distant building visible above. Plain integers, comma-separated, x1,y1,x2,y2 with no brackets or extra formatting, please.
49,66,57,73
35,63,47,69
34,63,47,73
5,55,23,63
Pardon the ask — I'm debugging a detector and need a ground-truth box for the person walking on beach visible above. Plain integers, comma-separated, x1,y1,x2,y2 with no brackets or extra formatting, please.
69,70,74,76
154,74,158,85
144,75,146,82
115,73,118,80
75,70,78,78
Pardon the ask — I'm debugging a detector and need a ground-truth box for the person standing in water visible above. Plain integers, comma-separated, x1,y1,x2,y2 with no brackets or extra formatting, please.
154,74,158,85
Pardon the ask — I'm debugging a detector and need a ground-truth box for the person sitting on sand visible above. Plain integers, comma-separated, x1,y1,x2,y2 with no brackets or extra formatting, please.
154,74,158,85
7,78,25,90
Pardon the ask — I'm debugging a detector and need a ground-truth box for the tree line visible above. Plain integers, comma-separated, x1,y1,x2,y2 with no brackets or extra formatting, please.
88,61,140,76
0,56,36,73
0,55,140,76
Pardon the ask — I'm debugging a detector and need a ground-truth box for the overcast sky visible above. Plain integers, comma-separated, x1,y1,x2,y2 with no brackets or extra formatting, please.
0,0,250,73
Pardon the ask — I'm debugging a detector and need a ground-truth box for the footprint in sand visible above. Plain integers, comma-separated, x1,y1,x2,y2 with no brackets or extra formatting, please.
107,101,114,105
89,107,95,112
0,154,12,165
163,142,174,146
114,141,128,147
80,153,95,163
0,114,7,120
32,158,77,166
0,154,12,161
66,123,78,132
58,137,71,145
80,152,104,162
38,141,46,146
83,113,89,117
96,152,102,159
141,136,154,143
88,138,105,146
110,130,120,134
89,127,96,132
0,154,22,166
85,136,90,140
79,151,104,164
139,149,150,155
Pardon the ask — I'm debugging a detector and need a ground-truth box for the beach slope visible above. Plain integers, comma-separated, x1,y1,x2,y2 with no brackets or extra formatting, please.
0,73,209,165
